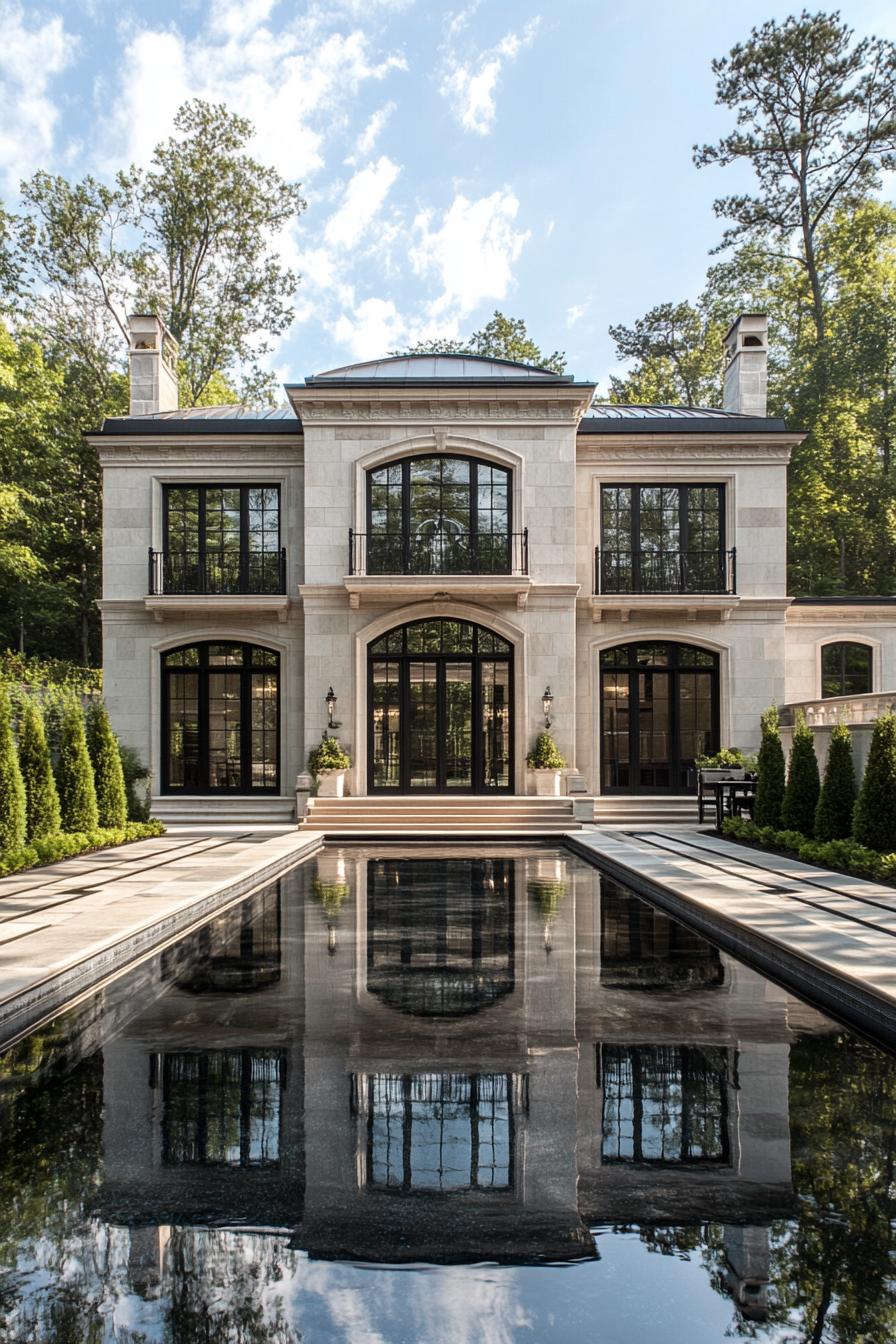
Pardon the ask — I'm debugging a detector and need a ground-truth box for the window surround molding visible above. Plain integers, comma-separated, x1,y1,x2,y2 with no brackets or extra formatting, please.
816,633,880,700
149,627,290,799
352,433,524,537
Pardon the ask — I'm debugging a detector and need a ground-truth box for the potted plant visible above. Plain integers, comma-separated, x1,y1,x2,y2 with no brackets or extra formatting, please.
308,736,351,797
526,731,566,796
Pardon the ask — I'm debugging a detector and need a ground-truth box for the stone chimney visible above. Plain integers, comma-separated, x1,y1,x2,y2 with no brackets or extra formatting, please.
128,314,179,416
723,313,768,417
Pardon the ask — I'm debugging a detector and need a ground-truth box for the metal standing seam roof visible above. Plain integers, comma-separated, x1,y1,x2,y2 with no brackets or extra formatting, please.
302,353,571,383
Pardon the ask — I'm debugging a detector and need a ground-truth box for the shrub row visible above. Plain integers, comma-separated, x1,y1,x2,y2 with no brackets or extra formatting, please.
721,816,896,885
0,820,167,879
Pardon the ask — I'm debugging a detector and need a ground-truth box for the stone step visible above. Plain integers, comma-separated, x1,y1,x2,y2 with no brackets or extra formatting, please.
151,796,296,824
301,795,581,834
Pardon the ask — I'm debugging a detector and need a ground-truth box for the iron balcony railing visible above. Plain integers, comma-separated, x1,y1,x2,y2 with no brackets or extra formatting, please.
149,548,287,596
594,547,736,596
349,529,528,577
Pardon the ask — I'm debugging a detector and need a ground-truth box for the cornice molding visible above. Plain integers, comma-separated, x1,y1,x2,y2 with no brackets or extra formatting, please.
97,440,304,466
577,441,794,463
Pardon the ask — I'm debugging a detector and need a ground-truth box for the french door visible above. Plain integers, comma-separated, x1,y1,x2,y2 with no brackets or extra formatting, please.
368,619,513,794
600,642,719,794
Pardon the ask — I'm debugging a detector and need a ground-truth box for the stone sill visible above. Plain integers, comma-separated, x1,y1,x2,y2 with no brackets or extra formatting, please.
590,593,741,623
344,573,533,610
144,594,291,622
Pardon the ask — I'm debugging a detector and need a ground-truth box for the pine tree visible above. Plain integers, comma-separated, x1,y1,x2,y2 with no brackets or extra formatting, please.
753,705,786,829
853,713,896,852
782,711,821,836
0,684,25,851
18,697,61,841
86,702,127,828
55,697,98,833
814,721,857,841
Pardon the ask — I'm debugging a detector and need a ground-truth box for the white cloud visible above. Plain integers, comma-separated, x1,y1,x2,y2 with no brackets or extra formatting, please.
411,188,530,318
0,2,78,190
324,156,400,250
209,0,279,41
352,101,396,159
440,17,540,135
333,296,406,358
567,303,587,326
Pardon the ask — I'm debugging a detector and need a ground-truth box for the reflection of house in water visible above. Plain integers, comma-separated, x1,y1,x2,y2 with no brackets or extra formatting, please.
95,852,829,1321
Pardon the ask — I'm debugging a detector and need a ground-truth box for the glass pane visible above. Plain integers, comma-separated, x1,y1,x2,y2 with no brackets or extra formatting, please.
601,1045,728,1165
844,644,872,695
678,671,714,788
208,644,243,666
250,673,278,788
167,672,199,789
162,1051,282,1168
481,660,511,790
638,671,670,789
601,671,630,790
371,661,401,789
408,661,438,789
444,663,473,789
208,672,242,789
406,621,443,654
165,487,200,555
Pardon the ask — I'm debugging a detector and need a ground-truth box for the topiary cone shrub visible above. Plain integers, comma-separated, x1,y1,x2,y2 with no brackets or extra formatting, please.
87,702,127,829
55,697,99,833
0,685,26,852
781,710,820,837
814,721,856,842
526,732,566,769
853,712,896,852
753,705,786,829
18,698,61,841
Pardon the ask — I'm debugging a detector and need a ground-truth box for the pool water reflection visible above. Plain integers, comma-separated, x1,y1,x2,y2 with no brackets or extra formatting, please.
0,847,894,1343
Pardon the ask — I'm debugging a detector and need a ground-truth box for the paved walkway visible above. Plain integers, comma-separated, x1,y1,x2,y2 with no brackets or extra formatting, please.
570,826,896,1046
0,828,321,1045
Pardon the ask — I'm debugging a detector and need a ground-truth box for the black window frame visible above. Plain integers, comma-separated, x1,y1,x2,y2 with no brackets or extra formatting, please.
365,454,512,575
599,483,727,594
161,483,282,594
820,641,874,699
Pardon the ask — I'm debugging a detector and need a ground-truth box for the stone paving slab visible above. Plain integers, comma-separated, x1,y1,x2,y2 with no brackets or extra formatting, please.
568,828,896,1046
0,828,322,1047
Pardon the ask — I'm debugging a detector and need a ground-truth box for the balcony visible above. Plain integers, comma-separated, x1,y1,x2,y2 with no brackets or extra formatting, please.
590,548,738,624
344,529,531,610
145,548,290,622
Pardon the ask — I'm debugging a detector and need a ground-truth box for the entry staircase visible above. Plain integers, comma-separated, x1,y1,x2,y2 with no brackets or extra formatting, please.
151,796,296,825
592,795,700,827
300,795,582,837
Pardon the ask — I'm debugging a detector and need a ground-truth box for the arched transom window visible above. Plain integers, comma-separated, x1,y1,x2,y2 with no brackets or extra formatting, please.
821,642,873,698
363,455,513,575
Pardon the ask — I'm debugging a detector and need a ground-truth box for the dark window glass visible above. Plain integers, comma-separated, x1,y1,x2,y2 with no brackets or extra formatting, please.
163,485,281,594
600,485,725,593
821,642,873,698
600,1044,730,1165
162,1049,283,1167
366,456,512,575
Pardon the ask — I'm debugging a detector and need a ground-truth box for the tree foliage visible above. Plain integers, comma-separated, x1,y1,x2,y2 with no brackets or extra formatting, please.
853,711,896,851
0,683,25,851
396,310,566,373
54,698,98,834
781,710,821,835
753,704,786,828
18,698,60,842
814,720,857,841
86,702,127,829
607,301,724,406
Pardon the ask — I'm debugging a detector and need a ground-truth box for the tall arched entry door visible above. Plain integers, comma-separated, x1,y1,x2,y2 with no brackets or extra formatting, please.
600,642,719,794
368,618,513,794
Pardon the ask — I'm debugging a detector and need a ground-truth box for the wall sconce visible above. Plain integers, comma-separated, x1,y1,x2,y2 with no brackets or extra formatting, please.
542,685,554,729
325,686,341,731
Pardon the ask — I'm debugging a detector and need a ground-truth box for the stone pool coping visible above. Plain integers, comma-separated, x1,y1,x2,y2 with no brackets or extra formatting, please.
0,828,323,1047
567,827,896,1049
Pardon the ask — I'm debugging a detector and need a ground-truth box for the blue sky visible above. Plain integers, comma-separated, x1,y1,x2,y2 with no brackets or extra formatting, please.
1,0,894,392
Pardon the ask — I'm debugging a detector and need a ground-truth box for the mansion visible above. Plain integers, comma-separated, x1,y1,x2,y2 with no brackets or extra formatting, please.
93,313,896,820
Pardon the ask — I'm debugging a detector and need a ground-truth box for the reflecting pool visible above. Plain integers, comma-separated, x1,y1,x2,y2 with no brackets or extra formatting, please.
0,847,894,1343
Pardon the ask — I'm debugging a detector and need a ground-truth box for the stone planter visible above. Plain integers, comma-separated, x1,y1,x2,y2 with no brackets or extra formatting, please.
317,768,347,798
528,768,562,797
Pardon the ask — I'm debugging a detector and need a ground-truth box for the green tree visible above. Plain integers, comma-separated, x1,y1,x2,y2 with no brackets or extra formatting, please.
19,99,305,404
86,702,127,829
17,698,60,841
396,309,566,373
607,301,724,406
754,704,786,828
814,721,857,841
0,683,25,850
694,12,896,347
853,711,896,851
781,710,821,835
54,697,98,833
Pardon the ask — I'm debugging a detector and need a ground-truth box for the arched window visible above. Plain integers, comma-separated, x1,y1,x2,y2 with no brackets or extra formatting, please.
821,642,873,698
364,455,513,574
162,642,279,793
